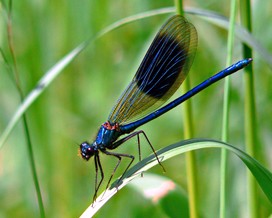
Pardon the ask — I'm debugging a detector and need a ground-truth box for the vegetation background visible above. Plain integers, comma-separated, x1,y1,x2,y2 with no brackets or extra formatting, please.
0,0,271,217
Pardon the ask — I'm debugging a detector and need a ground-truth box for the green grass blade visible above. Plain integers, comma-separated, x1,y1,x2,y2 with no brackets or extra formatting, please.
0,41,88,149
94,7,174,39
240,0,258,217
96,7,272,68
175,2,198,218
220,0,238,217
80,139,272,217
187,8,272,68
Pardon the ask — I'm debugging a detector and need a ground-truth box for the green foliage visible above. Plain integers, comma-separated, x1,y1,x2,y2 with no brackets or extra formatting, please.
0,0,271,217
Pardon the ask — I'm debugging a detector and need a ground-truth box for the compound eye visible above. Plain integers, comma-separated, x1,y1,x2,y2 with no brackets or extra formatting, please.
79,142,95,161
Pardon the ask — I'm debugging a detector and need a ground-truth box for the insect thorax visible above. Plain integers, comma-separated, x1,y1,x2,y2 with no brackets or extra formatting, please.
95,122,122,149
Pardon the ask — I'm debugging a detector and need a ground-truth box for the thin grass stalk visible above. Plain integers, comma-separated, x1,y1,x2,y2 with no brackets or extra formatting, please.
220,0,238,217
21,116,45,218
6,1,45,217
239,0,258,217
175,0,198,217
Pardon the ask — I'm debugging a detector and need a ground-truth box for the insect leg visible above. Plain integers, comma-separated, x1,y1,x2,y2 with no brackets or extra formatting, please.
101,150,135,192
93,153,104,202
137,130,166,172
112,130,165,172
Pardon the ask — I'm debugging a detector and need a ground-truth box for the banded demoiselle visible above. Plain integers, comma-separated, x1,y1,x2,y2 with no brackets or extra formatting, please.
79,15,252,200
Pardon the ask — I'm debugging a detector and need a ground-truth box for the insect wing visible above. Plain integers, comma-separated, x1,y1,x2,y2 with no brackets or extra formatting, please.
108,15,198,124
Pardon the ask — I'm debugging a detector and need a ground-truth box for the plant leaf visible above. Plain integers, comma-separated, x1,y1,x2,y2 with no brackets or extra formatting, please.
80,139,272,217
0,41,89,148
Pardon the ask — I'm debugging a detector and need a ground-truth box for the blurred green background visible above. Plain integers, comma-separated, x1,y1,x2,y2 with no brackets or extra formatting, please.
0,0,271,217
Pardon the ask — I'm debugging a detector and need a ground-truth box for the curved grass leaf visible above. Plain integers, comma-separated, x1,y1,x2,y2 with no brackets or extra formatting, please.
96,7,272,68
0,41,89,148
187,8,272,69
80,139,272,217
